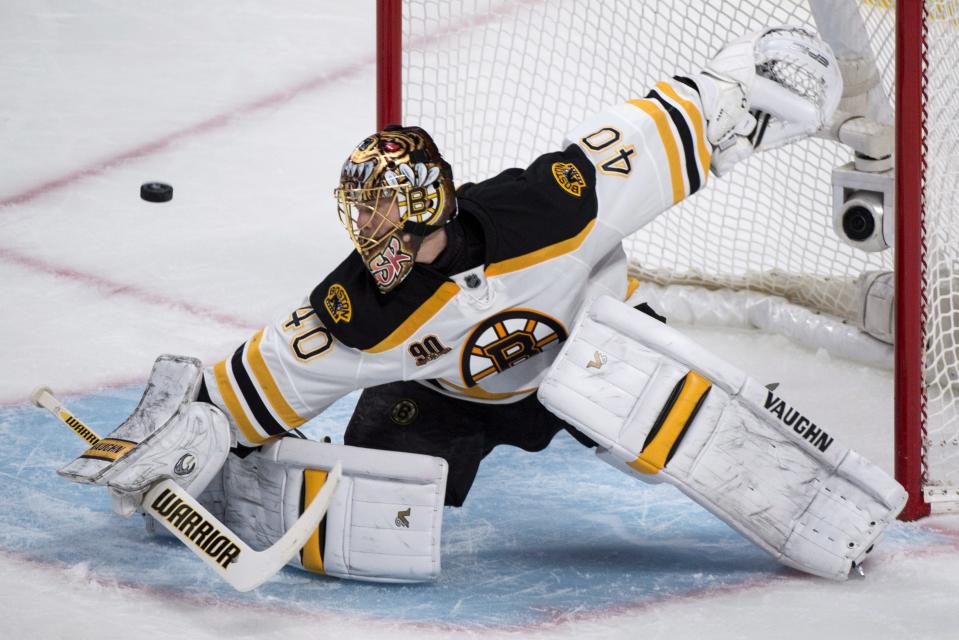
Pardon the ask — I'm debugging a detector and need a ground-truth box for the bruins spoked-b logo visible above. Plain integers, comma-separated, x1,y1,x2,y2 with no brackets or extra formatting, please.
461,309,567,387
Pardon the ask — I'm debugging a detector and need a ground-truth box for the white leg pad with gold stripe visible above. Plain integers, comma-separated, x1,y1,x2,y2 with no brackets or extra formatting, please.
206,437,447,583
538,295,907,580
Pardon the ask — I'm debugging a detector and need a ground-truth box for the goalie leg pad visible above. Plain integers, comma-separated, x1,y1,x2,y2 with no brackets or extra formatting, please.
214,438,448,583
538,295,907,580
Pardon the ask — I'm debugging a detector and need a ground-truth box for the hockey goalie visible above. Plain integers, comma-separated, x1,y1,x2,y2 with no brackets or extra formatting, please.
52,25,906,587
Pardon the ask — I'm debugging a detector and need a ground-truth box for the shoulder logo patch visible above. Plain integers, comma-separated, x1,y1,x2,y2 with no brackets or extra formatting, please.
325,284,352,323
553,162,586,198
551,162,587,197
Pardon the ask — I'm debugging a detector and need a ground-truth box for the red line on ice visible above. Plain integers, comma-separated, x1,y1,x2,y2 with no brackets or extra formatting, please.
0,1,541,327
0,1,553,401
0,246,256,331
0,376,141,409
5,531,959,636
0,0,548,315
0,62,372,209
0,0,542,210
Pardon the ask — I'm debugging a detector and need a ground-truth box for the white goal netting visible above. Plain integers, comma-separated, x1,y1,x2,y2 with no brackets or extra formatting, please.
920,2,959,503
398,0,959,506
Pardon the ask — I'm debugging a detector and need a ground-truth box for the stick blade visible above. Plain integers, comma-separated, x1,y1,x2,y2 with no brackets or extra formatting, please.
228,461,343,591
144,462,343,593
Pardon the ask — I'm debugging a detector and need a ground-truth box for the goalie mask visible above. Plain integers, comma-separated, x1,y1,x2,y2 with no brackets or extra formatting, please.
335,125,456,293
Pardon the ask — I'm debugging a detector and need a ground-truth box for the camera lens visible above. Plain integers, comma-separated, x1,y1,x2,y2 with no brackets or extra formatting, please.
842,205,876,241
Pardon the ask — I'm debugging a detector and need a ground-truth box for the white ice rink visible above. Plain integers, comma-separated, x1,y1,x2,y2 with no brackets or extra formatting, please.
2,1,959,638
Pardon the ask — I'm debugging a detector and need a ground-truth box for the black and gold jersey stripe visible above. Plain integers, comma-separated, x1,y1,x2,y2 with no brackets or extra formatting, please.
646,87,705,196
628,78,710,204
422,377,537,402
228,341,287,438
211,330,310,444
662,78,711,180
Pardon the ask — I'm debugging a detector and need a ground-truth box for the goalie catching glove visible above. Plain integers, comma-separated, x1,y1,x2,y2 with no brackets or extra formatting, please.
538,295,906,580
692,25,842,175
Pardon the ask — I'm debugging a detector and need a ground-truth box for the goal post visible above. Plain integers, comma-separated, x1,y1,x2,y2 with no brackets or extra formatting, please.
377,0,402,129
377,0,955,521
894,0,928,520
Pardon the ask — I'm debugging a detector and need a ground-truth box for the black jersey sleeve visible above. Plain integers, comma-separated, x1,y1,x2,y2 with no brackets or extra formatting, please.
454,144,598,264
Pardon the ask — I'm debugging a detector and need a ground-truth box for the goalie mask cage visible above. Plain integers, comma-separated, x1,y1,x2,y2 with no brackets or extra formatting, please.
377,0,958,521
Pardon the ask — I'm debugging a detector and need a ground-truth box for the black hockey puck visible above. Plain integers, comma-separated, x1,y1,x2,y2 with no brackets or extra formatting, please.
140,182,173,203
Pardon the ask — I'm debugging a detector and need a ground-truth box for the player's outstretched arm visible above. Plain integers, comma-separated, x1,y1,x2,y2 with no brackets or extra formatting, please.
202,300,364,448
564,25,841,239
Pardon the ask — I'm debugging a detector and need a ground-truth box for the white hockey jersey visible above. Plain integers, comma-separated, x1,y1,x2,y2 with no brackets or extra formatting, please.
204,78,711,446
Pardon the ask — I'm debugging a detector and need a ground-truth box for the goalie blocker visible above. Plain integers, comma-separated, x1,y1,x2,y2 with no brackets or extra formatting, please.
538,295,906,580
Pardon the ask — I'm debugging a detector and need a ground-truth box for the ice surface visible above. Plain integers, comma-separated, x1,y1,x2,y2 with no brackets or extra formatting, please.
2,1,959,638
3,389,955,638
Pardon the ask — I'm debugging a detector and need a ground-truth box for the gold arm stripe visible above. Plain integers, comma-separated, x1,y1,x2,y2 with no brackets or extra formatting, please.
367,282,461,353
625,276,640,301
79,438,137,462
656,81,711,182
435,377,537,401
213,360,269,445
301,469,329,575
628,371,712,475
247,328,307,429
627,99,685,204
486,219,596,277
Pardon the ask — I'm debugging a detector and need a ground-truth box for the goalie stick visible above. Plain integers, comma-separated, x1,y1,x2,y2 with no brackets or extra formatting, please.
30,385,342,592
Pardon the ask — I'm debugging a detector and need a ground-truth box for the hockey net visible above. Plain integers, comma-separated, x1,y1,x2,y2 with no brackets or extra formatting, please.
380,0,959,518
